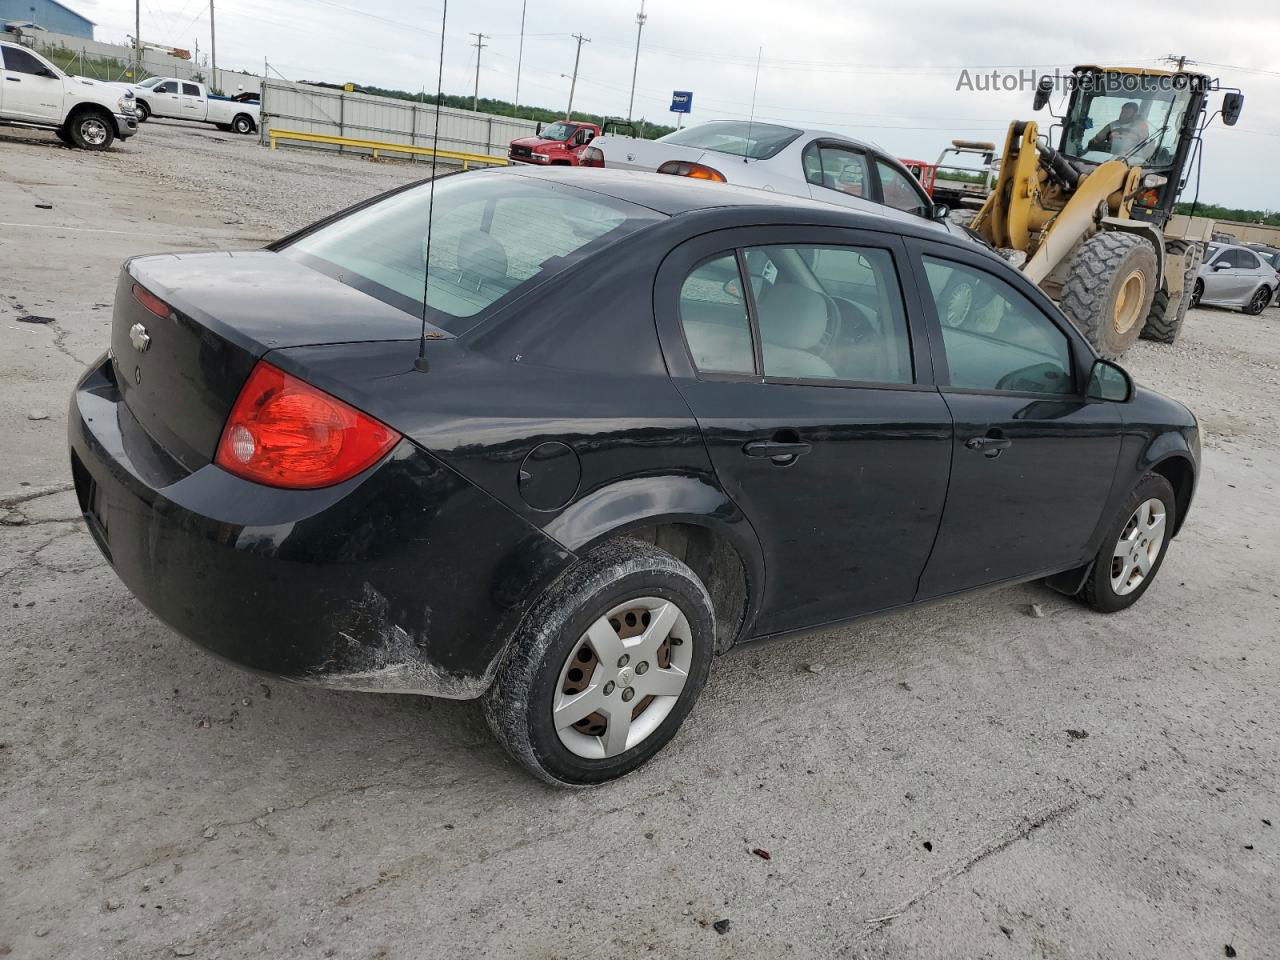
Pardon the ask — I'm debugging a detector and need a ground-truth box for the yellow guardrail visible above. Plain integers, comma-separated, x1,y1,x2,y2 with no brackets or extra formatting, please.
267,128,509,169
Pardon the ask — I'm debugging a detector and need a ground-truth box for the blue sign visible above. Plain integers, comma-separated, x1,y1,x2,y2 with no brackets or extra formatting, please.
670,90,692,114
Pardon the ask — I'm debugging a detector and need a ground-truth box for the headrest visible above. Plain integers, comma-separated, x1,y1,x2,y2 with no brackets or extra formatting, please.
758,283,829,349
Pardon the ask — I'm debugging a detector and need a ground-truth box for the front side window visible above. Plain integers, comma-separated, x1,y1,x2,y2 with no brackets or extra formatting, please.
876,159,931,217
659,122,802,161
154,81,176,93
923,257,1073,394
678,255,755,375
283,174,662,332
182,83,200,96
748,245,913,384
2,46,52,76
803,145,870,199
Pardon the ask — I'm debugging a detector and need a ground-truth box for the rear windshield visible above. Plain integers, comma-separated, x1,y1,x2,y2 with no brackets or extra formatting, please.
659,122,803,161
281,172,661,332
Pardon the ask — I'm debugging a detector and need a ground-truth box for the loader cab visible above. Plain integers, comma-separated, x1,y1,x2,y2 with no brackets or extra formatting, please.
1055,68,1211,227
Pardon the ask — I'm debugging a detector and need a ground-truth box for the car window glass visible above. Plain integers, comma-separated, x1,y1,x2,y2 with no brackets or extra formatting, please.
183,83,201,96
807,147,870,198
285,175,659,332
678,255,755,375
1237,250,1260,270
747,245,913,384
923,257,1074,395
2,47,48,75
875,160,930,216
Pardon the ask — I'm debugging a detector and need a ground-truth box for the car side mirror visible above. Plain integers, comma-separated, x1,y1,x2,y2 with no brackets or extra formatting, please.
931,204,951,222
37,67,57,78
1222,92,1244,126
1032,75,1054,112
1087,359,1132,402
1213,261,1230,271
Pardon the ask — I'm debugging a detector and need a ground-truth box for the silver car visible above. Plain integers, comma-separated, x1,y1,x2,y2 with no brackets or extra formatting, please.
583,120,965,237
1192,243,1278,315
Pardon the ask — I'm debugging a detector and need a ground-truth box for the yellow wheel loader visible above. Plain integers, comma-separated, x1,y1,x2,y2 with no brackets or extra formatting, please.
963,65,1244,358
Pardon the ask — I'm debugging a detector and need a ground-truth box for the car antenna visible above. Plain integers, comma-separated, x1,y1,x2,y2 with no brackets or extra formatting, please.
744,46,762,164
415,0,449,373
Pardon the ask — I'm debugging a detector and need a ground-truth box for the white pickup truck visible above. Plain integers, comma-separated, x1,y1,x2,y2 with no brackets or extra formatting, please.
0,41,138,149
132,77,259,134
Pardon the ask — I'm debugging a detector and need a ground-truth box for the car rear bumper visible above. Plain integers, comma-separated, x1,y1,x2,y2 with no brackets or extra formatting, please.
68,354,575,698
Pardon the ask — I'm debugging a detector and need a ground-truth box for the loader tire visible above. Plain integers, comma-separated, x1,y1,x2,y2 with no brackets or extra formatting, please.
1140,240,1202,344
1059,232,1159,360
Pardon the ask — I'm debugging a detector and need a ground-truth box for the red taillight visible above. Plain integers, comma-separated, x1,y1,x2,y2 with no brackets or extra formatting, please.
132,283,171,318
579,146,605,168
214,361,400,489
657,160,726,182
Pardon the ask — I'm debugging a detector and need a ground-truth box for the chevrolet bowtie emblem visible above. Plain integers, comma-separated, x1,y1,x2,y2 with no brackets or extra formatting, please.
129,322,151,353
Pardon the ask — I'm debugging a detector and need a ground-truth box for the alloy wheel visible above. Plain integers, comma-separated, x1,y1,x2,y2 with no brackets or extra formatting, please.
1248,288,1269,315
553,597,692,759
81,118,108,146
1110,498,1167,596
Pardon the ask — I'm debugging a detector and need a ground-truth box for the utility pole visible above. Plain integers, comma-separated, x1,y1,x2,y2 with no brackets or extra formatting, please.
209,0,217,93
1163,53,1196,72
627,0,646,121
470,32,487,112
566,33,588,120
133,0,141,79
514,0,526,116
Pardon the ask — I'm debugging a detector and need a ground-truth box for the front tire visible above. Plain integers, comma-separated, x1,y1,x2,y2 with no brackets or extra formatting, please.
1059,232,1159,359
135,101,150,122
67,109,115,150
1081,473,1177,613
1190,279,1203,308
483,538,715,786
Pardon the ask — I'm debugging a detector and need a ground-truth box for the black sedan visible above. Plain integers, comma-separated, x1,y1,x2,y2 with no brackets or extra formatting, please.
69,167,1199,785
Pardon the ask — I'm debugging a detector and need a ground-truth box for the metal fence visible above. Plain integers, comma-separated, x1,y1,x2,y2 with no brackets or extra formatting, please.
258,78,538,161
33,30,261,94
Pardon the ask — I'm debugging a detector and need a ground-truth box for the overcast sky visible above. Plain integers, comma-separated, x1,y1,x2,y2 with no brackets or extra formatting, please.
81,0,1279,209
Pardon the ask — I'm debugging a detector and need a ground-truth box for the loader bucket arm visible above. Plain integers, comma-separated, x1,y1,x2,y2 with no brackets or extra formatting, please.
1023,159,1136,284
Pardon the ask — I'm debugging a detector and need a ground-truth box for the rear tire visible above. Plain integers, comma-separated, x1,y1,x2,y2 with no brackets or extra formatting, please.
67,109,115,150
1244,287,1271,316
1081,473,1177,613
231,114,255,135
1140,240,1201,344
482,538,715,786
1059,232,1159,359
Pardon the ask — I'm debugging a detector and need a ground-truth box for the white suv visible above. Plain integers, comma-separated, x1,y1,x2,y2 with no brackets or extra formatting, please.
1,41,138,149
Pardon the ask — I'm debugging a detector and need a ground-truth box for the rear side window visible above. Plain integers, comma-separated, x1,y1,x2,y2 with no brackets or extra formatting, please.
183,83,201,96
749,245,913,383
678,255,755,375
282,173,662,332
924,257,1073,395
804,145,870,198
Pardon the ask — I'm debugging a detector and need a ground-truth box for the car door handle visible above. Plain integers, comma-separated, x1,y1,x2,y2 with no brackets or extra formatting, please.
743,439,812,462
965,435,1013,458
5,77,20,82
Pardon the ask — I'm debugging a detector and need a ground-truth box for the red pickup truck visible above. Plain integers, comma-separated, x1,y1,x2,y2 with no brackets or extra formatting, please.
508,120,601,166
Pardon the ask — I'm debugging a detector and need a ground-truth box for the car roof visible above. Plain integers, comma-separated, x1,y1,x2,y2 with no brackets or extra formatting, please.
676,118,885,153
493,166,976,250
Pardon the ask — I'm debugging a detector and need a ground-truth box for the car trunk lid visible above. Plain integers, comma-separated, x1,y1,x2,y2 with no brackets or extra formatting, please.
111,250,446,472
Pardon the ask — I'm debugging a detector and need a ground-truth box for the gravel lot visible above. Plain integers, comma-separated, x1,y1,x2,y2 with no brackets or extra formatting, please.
2,121,1278,960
